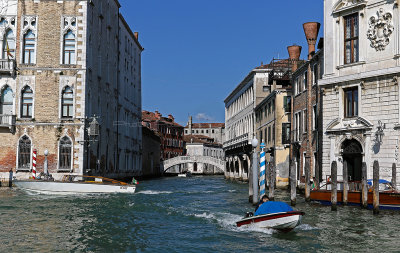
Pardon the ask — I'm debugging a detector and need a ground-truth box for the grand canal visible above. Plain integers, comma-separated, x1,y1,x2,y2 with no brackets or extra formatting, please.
1,176,400,252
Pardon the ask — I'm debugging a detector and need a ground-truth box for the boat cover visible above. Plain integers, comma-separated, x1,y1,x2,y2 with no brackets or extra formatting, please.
255,201,293,216
367,179,390,185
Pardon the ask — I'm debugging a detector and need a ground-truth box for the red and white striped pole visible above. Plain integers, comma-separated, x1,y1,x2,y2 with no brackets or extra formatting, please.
32,149,37,179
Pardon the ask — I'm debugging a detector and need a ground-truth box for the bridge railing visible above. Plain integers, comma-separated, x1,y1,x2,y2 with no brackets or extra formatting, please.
162,155,226,170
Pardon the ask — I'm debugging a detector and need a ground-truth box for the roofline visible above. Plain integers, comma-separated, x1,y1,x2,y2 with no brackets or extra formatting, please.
119,13,144,51
224,67,271,104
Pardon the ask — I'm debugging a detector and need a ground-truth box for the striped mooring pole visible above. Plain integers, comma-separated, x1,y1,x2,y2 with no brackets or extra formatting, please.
32,149,37,179
259,141,266,199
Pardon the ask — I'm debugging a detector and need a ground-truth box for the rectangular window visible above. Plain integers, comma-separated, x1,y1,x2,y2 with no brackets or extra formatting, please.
282,123,291,144
344,13,359,64
284,96,291,113
344,87,358,118
304,71,308,91
304,110,307,133
268,126,271,143
313,64,318,85
263,86,270,93
313,105,317,130
299,111,303,136
265,128,268,143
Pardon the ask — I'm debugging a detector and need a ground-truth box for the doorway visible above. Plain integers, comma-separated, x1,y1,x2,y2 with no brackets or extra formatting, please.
341,139,363,181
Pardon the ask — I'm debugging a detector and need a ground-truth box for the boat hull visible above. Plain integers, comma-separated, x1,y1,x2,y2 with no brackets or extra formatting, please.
14,180,136,195
236,211,304,232
310,190,400,210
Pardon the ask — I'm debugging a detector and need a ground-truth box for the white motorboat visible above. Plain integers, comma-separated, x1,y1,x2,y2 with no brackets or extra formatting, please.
177,171,192,177
236,201,304,232
236,211,304,232
14,175,137,195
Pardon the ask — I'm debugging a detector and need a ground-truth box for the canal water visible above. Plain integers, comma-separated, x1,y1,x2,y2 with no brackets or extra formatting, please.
1,176,400,252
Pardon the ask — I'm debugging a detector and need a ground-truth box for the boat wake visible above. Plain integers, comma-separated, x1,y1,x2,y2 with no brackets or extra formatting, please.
295,223,318,231
193,212,274,235
137,190,173,195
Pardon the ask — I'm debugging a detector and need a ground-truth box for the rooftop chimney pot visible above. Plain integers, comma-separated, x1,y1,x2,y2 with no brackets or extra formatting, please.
134,32,139,40
287,45,302,72
303,22,321,59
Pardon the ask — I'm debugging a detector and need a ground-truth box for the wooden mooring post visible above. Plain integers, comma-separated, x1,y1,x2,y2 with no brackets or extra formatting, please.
331,161,337,211
361,162,368,209
290,162,296,206
268,160,275,201
343,160,348,205
373,160,380,214
305,159,310,202
392,163,397,191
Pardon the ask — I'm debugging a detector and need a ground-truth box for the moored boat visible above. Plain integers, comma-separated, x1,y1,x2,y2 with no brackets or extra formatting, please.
14,175,137,195
310,180,400,210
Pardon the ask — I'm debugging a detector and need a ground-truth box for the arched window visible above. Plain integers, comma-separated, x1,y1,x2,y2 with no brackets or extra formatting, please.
0,86,13,115
59,136,72,171
61,86,73,118
3,29,15,59
63,30,76,64
18,135,31,170
21,86,33,118
23,30,35,64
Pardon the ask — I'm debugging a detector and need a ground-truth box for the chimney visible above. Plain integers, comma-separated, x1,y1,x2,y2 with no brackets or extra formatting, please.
287,45,302,72
303,22,321,60
155,110,162,119
168,114,174,121
134,32,139,40
188,116,192,135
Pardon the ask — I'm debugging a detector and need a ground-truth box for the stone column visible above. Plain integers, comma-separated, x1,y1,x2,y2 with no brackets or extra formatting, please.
364,133,372,179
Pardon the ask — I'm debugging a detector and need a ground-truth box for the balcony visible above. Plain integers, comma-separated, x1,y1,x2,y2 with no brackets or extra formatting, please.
0,114,16,133
223,133,250,150
0,59,16,75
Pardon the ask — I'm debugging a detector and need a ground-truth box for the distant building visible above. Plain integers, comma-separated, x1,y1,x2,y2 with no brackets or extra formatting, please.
142,110,184,160
183,134,224,174
142,126,161,178
254,58,295,188
184,116,225,144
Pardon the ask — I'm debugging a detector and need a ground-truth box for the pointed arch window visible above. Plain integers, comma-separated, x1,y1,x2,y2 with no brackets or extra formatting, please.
0,86,13,115
23,30,35,64
18,135,31,170
3,29,15,59
59,136,72,171
63,30,76,65
61,86,73,118
21,86,33,118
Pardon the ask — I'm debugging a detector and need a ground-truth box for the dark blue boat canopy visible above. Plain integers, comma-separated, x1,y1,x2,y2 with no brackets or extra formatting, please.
255,201,293,216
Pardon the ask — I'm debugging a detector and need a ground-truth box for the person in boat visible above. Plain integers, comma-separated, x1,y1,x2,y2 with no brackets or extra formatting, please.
255,195,269,212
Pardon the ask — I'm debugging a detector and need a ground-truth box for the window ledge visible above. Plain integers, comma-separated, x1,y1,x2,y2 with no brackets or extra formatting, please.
336,61,366,70
18,117,33,121
16,168,30,172
60,117,74,121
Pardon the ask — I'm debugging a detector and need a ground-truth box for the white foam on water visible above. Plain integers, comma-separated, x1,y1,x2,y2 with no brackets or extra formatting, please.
296,223,318,231
137,190,173,195
228,190,236,192
193,211,274,235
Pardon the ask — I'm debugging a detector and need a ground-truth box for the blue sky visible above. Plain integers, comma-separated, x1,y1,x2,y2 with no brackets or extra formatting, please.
119,0,323,126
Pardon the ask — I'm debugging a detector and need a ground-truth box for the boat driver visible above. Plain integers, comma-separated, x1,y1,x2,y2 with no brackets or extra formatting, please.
255,195,269,212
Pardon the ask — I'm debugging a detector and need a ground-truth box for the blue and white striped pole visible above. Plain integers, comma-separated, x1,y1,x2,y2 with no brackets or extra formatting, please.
259,140,266,199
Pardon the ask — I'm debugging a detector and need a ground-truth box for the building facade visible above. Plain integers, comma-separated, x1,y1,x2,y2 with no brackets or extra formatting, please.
142,110,184,161
183,134,224,174
291,26,324,186
320,0,400,186
0,0,142,180
184,116,224,144
142,126,161,178
224,65,273,181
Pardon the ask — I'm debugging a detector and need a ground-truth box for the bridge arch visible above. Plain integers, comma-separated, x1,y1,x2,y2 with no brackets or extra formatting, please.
162,156,225,174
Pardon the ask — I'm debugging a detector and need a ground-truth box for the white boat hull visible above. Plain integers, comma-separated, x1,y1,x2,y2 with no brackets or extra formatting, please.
14,180,136,195
236,211,304,232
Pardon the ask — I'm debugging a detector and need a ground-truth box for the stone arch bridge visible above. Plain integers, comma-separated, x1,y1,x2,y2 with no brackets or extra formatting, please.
162,156,225,174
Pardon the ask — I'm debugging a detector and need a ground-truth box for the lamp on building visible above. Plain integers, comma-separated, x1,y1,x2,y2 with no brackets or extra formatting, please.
375,120,385,144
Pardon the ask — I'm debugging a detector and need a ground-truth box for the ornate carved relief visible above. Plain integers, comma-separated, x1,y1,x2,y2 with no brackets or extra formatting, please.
367,8,394,51
62,16,77,35
0,15,15,37
333,0,367,13
21,16,37,35
0,0,8,15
